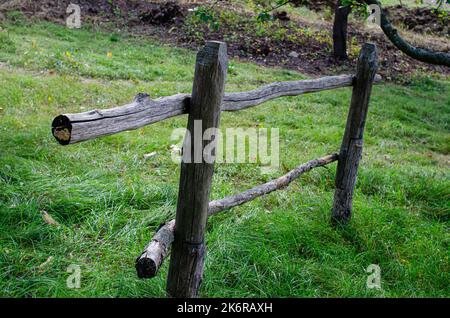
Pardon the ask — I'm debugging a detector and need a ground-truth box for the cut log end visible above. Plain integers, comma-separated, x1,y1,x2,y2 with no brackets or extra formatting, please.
136,254,158,279
52,115,72,145
135,220,175,279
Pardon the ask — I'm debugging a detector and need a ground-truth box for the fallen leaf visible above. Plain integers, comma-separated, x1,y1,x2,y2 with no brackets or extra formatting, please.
38,256,54,269
41,211,60,226
143,151,157,160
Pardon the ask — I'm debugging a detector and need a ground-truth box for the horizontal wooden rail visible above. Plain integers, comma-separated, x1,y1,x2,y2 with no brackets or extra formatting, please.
135,153,338,279
52,74,382,145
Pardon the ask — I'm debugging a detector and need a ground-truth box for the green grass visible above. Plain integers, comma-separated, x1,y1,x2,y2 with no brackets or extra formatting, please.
380,0,425,6
0,20,449,298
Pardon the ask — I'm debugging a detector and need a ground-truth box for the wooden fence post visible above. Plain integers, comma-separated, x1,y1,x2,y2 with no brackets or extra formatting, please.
166,41,228,297
332,43,378,225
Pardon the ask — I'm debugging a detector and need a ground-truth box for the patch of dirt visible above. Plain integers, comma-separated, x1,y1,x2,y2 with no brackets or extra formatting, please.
386,5,449,37
290,0,335,12
294,1,449,38
0,0,187,26
0,0,448,82
138,1,183,25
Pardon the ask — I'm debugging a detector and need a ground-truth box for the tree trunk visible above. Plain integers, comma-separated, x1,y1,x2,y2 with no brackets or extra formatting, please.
333,0,351,60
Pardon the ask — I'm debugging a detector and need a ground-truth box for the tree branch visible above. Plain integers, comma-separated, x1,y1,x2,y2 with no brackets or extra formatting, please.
364,0,450,67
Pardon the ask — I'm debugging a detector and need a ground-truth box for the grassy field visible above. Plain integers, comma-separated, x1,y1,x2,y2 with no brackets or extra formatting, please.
0,17,449,297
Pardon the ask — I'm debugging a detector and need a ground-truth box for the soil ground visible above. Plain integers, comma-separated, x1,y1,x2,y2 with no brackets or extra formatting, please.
0,0,449,81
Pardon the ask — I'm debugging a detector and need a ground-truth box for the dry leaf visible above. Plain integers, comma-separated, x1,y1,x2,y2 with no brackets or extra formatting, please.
38,256,53,269
41,211,60,226
143,151,157,160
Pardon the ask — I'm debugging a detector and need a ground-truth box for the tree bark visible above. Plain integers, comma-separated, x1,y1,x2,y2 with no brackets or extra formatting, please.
136,220,175,279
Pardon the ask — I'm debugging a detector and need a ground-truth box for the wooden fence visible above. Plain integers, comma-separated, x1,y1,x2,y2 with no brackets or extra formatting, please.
51,41,379,297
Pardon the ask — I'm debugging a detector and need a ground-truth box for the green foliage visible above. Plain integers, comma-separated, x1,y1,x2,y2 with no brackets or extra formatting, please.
340,0,372,21
196,7,218,28
252,0,293,22
184,2,333,50
192,5,220,30
4,10,27,25
256,11,272,23
183,5,221,41
0,31,16,53
109,33,120,42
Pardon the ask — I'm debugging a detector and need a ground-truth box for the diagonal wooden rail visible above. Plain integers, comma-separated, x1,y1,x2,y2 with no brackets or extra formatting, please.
135,153,339,279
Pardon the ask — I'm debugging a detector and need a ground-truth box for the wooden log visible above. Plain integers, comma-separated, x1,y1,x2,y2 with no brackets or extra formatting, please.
51,75,382,145
51,93,189,145
222,74,355,111
166,41,228,298
135,153,338,279
135,220,175,279
208,154,339,214
332,43,378,225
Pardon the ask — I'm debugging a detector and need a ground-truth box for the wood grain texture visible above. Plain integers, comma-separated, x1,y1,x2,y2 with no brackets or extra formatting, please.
166,41,228,298
136,153,338,279
51,75,382,145
51,93,189,145
332,43,378,225
222,74,355,111
135,220,175,279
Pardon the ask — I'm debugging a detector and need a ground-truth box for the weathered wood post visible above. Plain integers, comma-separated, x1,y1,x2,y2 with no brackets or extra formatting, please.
166,41,228,297
332,43,378,225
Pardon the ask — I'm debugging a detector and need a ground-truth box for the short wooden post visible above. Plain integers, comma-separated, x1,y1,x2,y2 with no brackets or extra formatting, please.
332,43,378,225
166,41,228,297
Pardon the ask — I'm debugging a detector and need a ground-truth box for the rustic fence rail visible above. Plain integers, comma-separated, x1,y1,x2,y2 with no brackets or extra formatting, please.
135,153,339,280
51,41,379,298
52,75,380,145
